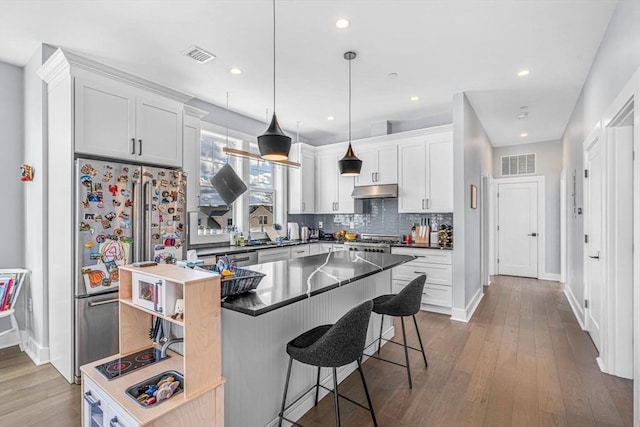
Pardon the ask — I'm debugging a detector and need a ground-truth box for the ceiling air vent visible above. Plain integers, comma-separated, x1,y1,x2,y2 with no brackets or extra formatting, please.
501,153,535,176
182,45,216,64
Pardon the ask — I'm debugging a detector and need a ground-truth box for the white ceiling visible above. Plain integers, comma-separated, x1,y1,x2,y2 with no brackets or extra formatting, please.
0,0,618,146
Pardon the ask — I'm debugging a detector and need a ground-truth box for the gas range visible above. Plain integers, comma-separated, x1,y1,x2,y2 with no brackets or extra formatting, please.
342,234,402,253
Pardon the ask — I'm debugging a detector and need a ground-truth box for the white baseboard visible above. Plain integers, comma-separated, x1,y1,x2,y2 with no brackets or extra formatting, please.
596,356,607,374
25,336,50,365
420,304,451,316
451,287,484,323
267,326,395,427
540,273,561,281
563,285,585,330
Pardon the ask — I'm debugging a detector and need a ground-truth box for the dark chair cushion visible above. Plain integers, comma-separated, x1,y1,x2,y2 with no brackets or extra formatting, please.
373,274,426,316
286,300,373,367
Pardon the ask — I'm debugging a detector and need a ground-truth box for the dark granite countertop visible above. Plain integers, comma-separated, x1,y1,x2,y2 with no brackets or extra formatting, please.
221,251,413,316
195,240,331,257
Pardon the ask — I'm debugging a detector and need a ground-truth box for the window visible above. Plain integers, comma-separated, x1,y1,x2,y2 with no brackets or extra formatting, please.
249,142,276,232
199,131,228,206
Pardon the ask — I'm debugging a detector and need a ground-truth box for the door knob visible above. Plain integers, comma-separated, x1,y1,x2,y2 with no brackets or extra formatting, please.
528,233,537,237
588,251,600,260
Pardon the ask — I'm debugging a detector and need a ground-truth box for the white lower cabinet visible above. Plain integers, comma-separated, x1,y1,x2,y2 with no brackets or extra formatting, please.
258,247,292,263
391,247,453,314
83,376,138,427
290,245,310,258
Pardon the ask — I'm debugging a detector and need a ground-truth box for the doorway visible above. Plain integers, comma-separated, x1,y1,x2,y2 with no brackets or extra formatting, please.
496,176,545,278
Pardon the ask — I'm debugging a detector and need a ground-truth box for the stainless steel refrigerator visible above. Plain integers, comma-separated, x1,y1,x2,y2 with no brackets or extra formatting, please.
74,158,186,382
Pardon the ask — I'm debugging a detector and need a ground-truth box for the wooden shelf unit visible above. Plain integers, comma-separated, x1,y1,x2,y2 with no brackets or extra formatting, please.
81,264,224,426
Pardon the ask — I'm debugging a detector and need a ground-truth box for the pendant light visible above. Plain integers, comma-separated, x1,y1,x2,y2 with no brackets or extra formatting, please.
257,0,291,161
339,51,362,176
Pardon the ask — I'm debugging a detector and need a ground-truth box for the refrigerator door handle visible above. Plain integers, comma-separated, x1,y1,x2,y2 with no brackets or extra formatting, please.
132,180,143,263
143,180,153,261
88,298,119,307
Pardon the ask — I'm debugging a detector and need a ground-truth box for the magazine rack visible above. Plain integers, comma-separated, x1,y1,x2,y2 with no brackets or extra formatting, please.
0,268,29,351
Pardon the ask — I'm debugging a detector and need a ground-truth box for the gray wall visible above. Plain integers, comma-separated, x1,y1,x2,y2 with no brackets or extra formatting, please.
452,92,493,316
493,140,562,275
0,61,24,269
562,0,640,318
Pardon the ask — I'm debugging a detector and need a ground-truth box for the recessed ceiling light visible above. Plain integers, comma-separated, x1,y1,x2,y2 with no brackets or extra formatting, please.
517,112,528,119
327,116,335,121
335,18,350,29
387,72,398,79
517,69,530,77
410,96,420,102
520,132,528,137
229,67,242,75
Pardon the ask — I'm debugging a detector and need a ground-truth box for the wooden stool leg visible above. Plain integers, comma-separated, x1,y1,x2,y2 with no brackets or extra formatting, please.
412,314,428,368
357,359,378,427
400,317,412,389
278,357,293,427
332,367,341,427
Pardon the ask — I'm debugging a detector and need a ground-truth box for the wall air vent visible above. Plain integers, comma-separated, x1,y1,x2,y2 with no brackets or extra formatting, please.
501,153,536,176
182,45,216,64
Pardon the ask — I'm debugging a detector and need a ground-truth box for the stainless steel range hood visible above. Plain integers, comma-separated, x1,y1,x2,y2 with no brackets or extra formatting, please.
351,184,398,199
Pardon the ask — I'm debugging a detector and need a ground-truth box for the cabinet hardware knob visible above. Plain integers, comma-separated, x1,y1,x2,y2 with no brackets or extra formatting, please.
138,139,143,155
528,232,537,237
83,391,101,407
131,138,136,155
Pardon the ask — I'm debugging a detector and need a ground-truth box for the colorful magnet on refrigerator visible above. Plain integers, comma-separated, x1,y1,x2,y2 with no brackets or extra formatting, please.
176,223,184,232
94,214,102,222
108,185,118,196
119,220,131,229
102,220,111,229
82,199,90,209
158,171,165,176
84,213,95,220
87,191,103,203
102,171,112,182
117,174,128,183
104,212,116,221
173,215,181,221
84,240,96,248
89,252,101,260
79,222,90,231
120,236,132,243
120,189,131,198
172,171,180,179
176,207,184,212
166,220,173,226
114,228,123,236
112,199,121,207
151,223,159,228
81,164,93,175
96,234,106,243
119,212,129,220
152,233,160,240
132,169,140,179
125,199,132,208
90,228,95,234
97,201,104,208
143,171,153,178
151,204,158,211
80,175,92,187
158,205,166,212
106,234,118,241
168,207,175,214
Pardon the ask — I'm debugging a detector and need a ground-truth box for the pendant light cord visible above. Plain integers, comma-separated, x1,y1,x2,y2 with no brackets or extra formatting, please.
272,0,276,113
348,53,352,145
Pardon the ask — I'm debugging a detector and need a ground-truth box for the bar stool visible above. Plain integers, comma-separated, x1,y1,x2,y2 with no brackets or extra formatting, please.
278,300,377,427
371,274,427,389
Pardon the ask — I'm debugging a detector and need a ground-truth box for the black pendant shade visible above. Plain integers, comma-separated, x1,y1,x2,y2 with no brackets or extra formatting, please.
258,112,291,161
338,143,363,176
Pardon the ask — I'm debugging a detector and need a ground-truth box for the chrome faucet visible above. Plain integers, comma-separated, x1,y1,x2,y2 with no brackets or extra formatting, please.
160,337,183,359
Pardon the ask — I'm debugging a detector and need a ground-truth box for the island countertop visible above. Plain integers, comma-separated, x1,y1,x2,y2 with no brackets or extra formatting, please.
221,251,413,316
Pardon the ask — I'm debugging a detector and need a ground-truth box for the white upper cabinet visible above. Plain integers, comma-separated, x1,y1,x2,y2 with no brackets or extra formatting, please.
353,143,398,186
288,143,315,214
398,129,453,213
315,149,354,214
75,73,183,167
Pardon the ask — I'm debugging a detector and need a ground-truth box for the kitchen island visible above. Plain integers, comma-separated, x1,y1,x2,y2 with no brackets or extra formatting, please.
221,250,413,427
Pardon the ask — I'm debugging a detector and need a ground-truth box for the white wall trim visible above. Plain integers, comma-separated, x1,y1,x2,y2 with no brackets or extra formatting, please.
560,168,567,284
493,175,546,279
450,287,483,323
563,285,585,330
539,273,561,281
25,336,50,366
267,326,395,427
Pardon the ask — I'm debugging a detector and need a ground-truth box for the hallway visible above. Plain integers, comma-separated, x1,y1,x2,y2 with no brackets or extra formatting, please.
299,276,634,426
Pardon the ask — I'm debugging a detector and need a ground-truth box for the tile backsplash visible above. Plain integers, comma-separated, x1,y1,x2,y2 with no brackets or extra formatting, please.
288,198,453,236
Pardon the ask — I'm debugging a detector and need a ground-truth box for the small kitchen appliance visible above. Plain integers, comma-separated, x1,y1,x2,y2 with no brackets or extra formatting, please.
287,222,300,240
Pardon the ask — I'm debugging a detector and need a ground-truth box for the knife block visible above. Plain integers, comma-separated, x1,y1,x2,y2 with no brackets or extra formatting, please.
414,226,430,244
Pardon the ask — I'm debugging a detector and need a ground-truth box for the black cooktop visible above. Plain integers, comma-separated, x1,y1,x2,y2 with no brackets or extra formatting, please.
95,347,167,380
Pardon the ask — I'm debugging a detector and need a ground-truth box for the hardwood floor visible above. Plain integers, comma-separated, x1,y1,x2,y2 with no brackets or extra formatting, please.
298,276,634,427
0,276,633,426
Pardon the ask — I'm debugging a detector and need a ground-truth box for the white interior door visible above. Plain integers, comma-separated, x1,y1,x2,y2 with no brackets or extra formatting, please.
497,181,538,277
584,135,604,352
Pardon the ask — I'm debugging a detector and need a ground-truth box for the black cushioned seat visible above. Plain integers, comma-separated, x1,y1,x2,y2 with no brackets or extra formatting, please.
278,300,377,427
372,274,428,389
